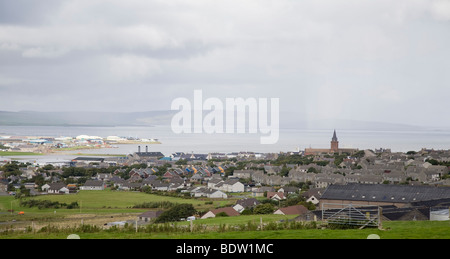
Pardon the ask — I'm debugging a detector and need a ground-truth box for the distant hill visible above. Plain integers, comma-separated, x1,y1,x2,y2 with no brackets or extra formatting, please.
279,112,424,131
0,110,423,131
0,110,175,127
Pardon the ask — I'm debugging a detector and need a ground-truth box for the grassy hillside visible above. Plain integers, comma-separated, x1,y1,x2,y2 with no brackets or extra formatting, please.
1,190,214,215
1,220,448,239
0,110,174,126
1,191,449,239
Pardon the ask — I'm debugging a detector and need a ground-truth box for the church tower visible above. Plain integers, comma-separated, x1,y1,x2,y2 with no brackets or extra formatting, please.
330,130,339,153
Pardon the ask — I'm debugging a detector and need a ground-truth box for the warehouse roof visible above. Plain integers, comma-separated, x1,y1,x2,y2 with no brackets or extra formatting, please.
320,184,450,204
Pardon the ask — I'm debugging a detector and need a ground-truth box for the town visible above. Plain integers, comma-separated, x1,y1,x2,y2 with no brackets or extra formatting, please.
0,134,160,154
1,130,450,233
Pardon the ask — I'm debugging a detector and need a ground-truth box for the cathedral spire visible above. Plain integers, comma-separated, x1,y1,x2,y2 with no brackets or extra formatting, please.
331,129,339,152
332,129,338,142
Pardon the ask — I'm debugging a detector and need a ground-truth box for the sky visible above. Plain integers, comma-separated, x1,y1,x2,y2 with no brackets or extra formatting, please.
1,0,450,127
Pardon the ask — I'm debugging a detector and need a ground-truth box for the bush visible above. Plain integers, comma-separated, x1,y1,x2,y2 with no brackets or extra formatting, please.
240,209,253,215
253,203,275,214
20,200,79,210
133,201,177,209
66,202,80,209
154,204,197,223
215,212,229,217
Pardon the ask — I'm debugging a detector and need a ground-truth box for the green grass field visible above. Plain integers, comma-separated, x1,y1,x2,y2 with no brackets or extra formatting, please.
1,191,449,239
0,151,43,156
1,221,449,239
0,190,213,215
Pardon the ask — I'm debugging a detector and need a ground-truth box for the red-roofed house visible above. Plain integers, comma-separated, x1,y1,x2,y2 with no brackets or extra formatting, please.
274,205,309,215
201,207,240,219
267,191,286,201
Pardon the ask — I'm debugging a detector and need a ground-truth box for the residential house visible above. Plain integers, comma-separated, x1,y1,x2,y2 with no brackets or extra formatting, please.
205,189,228,199
201,207,240,219
190,172,204,183
233,198,260,213
80,180,105,191
382,170,406,184
423,170,442,183
67,184,78,193
97,173,113,181
47,183,69,194
274,205,309,215
141,175,158,185
0,180,8,196
110,176,126,189
288,170,316,183
168,176,188,187
163,170,181,180
252,186,275,197
278,186,300,195
128,171,144,182
314,173,345,188
168,183,184,191
129,168,153,181
23,183,39,196
152,181,170,191
264,166,281,175
315,178,334,189
359,175,383,184
233,170,258,179
301,188,324,206
207,152,227,160
207,178,245,193
190,187,228,199
138,210,164,222
221,179,245,193
419,165,448,183
120,182,143,191
19,167,37,179
189,187,205,198
344,174,360,184
41,183,50,192
267,192,285,201
197,168,212,178
208,178,223,189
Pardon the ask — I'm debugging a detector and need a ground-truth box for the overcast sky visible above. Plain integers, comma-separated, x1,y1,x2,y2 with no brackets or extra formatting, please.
1,0,450,127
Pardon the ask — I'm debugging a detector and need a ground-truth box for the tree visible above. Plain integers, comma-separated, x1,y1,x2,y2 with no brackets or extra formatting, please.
425,159,439,165
253,203,275,214
307,167,318,174
224,166,237,178
315,161,329,166
42,164,55,171
1,161,21,177
241,209,253,215
31,175,45,188
279,165,290,177
215,212,229,217
154,204,196,223
175,159,188,165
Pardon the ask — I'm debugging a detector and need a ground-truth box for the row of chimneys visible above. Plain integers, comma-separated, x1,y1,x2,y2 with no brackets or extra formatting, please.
138,146,149,153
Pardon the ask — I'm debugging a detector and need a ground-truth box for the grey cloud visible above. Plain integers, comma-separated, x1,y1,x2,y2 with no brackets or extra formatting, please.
0,0,63,25
0,0,450,127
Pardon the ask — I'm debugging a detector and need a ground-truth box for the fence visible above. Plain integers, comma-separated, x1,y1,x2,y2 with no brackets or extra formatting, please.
321,203,382,229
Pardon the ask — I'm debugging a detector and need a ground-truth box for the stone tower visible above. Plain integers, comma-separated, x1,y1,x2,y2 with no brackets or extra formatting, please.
330,130,339,152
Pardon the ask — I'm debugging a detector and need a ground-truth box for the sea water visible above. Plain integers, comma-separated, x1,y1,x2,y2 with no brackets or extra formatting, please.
1,125,450,163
